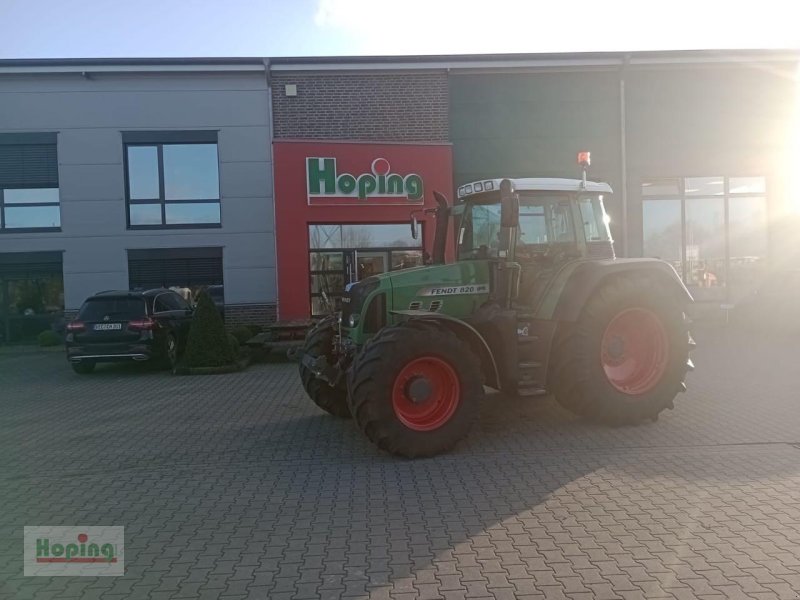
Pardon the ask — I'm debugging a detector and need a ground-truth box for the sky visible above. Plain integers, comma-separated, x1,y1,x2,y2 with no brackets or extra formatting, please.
0,0,798,60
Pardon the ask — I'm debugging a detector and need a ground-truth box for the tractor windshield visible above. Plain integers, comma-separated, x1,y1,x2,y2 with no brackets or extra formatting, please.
457,194,578,260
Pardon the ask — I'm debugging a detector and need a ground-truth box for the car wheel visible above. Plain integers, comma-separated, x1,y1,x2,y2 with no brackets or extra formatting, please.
165,334,179,371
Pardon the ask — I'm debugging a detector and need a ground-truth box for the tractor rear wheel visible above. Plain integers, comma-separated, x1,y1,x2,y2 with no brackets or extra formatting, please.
347,320,483,458
552,275,692,423
299,315,350,418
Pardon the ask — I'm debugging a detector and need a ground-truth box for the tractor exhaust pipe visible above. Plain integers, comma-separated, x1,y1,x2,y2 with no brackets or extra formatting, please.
432,191,449,264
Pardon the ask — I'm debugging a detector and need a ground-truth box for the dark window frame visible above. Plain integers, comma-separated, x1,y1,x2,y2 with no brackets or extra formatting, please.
0,188,62,233
123,140,221,230
0,134,61,233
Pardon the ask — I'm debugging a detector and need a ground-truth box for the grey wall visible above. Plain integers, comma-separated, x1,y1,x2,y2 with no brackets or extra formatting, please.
0,70,275,310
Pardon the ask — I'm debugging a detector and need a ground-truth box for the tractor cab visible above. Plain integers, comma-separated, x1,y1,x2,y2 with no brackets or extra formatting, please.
453,177,614,260
452,176,614,309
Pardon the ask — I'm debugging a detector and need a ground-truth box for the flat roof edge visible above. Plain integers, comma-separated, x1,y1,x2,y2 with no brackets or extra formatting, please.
0,57,267,75
2,49,797,75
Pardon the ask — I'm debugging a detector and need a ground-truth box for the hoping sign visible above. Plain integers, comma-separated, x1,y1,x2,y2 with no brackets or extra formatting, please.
306,157,423,205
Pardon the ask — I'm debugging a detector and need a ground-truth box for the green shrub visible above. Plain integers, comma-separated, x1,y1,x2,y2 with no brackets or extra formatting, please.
37,330,61,347
247,324,263,336
227,333,241,359
182,291,236,368
230,325,254,345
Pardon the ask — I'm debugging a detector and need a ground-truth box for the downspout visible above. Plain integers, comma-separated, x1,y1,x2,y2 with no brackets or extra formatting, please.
619,54,630,257
263,58,280,321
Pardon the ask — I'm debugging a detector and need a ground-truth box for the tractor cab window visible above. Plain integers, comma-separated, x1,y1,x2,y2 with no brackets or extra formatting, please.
517,201,575,247
457,196,577,260
458,203,502,259
518,206,547,244
578,195,612,242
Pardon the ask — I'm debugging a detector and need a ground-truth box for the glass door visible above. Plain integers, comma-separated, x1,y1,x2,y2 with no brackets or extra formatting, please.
355,251,388,280
308,223,424,317
309,250,346,317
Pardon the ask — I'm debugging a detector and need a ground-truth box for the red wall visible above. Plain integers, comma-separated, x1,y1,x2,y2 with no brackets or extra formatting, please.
273,141,454,320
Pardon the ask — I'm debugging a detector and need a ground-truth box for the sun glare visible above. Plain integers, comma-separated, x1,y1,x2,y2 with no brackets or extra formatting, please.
790,63,800,214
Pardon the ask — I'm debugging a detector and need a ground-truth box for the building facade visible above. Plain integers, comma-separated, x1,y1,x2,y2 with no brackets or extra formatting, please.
269,67,452,319
0,59,276,341
274,51,799,312
1,51,797,341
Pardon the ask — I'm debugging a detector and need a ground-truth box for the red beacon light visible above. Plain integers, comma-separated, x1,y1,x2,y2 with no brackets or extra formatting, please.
577,151,591,188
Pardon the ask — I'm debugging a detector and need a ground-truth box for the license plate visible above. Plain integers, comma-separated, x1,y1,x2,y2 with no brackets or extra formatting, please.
93,323,122,331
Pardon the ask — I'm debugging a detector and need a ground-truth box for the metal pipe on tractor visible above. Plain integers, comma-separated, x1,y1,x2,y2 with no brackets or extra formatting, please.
297,152,695,458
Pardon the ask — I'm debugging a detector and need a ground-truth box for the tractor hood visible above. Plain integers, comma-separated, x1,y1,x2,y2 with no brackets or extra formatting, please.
383,261,492,321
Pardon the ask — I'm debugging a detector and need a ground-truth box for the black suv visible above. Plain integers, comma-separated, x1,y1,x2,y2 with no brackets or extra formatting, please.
66,289,193,374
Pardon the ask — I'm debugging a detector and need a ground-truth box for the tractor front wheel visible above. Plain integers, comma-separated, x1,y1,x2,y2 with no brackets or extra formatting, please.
552,275,692,423
347,321,483,458
299,316,350,418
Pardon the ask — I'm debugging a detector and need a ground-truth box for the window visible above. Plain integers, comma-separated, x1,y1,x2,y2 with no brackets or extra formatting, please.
1,251,64,344
127,247,223,307
578,196,611,242
0,134,60,232
309,223,421,249
307,224,424,317
123,132,220,229
458,195,578,260
78,298,146,321
642,176,767,302
518,206,548,244
153,291,189,313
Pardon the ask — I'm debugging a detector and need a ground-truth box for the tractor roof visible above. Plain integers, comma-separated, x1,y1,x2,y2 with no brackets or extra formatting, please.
457,178,613,200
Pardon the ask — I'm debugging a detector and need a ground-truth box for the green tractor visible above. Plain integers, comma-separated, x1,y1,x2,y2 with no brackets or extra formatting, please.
299,154,694,458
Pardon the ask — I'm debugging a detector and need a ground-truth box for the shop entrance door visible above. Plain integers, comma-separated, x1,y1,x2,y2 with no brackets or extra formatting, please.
309,250,390,316
308,224,424,317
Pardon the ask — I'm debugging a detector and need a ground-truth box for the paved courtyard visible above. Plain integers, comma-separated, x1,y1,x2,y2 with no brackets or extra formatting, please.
0,325,799,599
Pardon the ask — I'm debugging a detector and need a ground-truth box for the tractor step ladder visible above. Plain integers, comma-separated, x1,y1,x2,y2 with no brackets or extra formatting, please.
515,314,555,396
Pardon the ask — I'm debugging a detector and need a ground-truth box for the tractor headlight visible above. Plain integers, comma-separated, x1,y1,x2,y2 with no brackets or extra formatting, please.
341,276,380,329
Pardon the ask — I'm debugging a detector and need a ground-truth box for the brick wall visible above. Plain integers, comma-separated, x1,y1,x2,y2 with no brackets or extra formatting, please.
271,72,449,141
224,303,278,330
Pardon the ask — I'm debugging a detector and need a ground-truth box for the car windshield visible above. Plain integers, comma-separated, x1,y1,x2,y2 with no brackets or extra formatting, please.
457,194,577,259
78,297,147,321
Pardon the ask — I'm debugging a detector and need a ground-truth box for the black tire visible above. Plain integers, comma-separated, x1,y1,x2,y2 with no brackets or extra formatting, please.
299,316,350,418
163,334,179,371
347,320,484,458
71,361,95,374
551,275,692,423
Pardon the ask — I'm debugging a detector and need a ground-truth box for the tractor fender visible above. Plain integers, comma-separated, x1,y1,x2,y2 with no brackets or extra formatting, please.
539,259,694,322
390,310,501,389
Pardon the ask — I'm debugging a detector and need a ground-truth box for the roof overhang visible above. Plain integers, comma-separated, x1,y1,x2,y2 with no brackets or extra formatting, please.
458,178,613,199
0,58,267,75
269,50,800,73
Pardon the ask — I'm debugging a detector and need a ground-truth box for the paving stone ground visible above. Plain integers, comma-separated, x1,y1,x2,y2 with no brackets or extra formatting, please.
0,324,799,599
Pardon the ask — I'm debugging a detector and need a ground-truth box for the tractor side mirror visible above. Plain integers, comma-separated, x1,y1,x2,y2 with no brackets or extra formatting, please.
410,214,419,240
500,179,519,228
